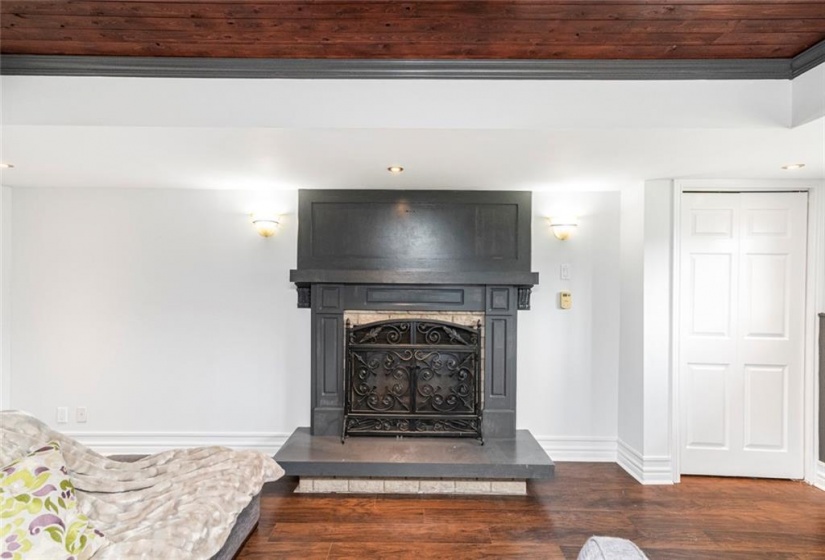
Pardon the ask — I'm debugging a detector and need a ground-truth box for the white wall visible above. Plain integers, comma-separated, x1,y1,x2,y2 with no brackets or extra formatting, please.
4,76,791,129
792,65,825,127
617,181,674,484
7,187,623,457
641,181,674,465
8,188,309,451
618,184,645,455
520,191,621,460
1,186,11,409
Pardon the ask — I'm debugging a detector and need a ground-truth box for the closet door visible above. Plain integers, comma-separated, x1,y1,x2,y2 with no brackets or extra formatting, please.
680,192,807,478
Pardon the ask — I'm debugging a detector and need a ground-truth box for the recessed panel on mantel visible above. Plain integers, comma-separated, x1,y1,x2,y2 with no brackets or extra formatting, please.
311,202,517,262
296,190,533,275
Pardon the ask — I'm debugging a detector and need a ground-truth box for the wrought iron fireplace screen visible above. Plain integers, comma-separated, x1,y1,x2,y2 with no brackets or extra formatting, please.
343,318,483,442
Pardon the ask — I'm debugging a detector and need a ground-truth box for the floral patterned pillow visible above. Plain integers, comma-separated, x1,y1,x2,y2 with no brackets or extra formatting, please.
0,441,108,560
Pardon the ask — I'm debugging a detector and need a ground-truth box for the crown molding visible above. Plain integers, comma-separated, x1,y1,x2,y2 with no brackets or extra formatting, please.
792,40,825,78
0,55,796,80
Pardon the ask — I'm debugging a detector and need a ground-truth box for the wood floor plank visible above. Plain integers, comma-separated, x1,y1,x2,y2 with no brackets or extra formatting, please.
639,550,805,560
237,542,333,559
269,521,493,544
328,542,566,559
704,529,825,553
237,464,825,559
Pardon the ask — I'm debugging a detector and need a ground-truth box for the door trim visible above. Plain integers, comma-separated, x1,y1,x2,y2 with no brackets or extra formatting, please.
672,179,825,485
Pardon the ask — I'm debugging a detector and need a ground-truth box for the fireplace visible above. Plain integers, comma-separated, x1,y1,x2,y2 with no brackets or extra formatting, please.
343,317,483,442
290,189,538,440
276,189,553,488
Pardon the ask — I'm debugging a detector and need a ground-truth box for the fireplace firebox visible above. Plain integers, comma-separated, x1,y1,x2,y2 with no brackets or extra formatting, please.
343,318,483,442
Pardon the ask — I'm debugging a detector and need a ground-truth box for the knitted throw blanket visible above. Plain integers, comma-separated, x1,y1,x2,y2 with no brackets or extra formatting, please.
1,410,284,559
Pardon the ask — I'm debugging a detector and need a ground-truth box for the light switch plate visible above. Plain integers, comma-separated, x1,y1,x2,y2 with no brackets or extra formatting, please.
560,291,572,309
56,407,68,424
76,407,87,423
560,263,571,280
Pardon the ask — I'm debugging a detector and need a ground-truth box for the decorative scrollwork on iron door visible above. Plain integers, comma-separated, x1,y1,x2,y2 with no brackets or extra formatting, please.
416,322,478,346
348,322,411,345
414,350,476,414
349,350,412,413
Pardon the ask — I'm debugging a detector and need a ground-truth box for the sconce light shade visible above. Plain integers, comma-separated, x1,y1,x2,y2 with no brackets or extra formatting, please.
251,214,280,237
549,217,578,240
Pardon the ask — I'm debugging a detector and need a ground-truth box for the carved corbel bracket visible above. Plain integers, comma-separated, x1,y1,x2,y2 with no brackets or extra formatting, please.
297,285,311,309
517,286,532,310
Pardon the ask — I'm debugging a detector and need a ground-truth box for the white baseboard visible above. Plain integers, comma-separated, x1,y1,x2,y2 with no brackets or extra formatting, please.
815,461,825,491
64,431,290,456
617,439,673,485
536,435,617,462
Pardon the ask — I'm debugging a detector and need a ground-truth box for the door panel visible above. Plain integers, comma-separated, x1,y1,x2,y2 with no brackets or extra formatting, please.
691,208,734,237
689,254,732,337
744,208,790,237
685,363,729,449
680,192,806,478
743,364,786,450
741,253,788,338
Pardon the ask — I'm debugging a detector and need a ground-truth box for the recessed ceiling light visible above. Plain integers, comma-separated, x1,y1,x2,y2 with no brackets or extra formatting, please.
0,163,14,169
387,166,404,175
781,163,805,170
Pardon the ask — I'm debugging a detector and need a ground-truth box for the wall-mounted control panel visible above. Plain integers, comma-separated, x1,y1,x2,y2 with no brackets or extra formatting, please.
559,291,572,310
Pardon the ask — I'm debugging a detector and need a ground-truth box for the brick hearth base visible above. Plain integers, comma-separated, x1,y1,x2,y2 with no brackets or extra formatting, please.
295,477,527,495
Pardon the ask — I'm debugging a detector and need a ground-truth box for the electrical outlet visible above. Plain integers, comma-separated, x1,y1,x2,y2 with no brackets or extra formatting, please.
56,407,69,424
560,263,571,280
76,407,87,423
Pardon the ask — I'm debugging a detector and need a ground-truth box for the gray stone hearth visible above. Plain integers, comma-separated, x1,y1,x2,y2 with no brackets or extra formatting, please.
274,428,554,491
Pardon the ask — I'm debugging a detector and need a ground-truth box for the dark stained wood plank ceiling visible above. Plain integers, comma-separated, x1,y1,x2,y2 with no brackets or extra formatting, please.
2,1,824,60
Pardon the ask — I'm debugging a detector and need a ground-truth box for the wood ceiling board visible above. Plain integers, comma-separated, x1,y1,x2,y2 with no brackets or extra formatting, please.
5,16,825,33
0,16,770,30
3,2,825,19
2,1,824,60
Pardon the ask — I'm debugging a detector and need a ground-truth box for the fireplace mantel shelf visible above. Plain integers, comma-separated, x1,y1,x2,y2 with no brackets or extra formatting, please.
290,269,539,287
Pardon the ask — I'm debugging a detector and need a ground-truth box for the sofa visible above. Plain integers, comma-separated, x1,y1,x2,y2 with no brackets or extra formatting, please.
0,411,283,559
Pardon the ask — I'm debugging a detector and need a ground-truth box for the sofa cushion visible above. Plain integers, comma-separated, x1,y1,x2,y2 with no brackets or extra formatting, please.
0,441,108,560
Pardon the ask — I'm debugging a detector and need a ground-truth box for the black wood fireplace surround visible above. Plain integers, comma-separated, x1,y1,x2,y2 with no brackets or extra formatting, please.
290,189,539,440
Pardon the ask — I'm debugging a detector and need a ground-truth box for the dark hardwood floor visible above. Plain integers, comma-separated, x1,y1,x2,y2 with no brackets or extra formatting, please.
238,463,825,559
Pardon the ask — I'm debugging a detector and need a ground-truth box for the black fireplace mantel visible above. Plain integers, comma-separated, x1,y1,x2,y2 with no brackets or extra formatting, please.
292,272,537,311
291,189,539,439
290,189,539,308
290,269,539,287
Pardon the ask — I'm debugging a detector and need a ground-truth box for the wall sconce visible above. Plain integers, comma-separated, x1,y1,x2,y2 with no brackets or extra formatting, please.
251,214,280,237
549,217,578,240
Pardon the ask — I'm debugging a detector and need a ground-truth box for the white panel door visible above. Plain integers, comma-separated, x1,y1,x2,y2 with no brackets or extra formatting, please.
680,192,807,478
